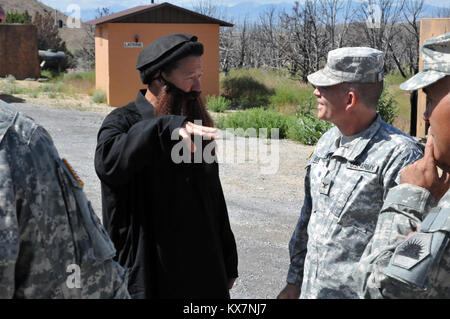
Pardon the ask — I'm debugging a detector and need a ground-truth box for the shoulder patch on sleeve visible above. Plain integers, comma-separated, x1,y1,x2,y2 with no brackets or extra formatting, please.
391,232,432,270
62,158,84,187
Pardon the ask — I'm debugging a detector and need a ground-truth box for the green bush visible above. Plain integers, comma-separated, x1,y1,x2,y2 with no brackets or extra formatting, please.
286,114,333,145
206,95,231,113
92,90,107,104
216,108,288,138
377,90,399,125
216,107,332,143
6,10,32,24
27,90,39,98
221,75,274,109
6,75,16,84
55,82,66,93
41,83,54,93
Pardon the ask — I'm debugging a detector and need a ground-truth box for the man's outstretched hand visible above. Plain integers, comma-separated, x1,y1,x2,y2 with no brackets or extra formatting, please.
179,121,219,153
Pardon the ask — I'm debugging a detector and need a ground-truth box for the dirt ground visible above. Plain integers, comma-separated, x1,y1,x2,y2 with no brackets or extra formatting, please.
9,100,314,299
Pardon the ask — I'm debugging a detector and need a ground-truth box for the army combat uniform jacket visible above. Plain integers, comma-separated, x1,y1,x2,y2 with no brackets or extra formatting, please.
0,101,130,298
359,185,450,298
287,115,424,299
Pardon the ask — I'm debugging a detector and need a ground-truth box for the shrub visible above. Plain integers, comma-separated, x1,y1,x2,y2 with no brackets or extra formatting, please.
55,81,66,93
206,95,231,113
377,90,399,125
92,90,107,104
216,106,332,145
221,75,273,109
6,75,16,84
216,108,288,138
41,83,54,93
286,114,333,145
28,91,39,98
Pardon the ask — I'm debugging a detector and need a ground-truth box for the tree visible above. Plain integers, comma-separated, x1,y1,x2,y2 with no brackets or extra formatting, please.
396,0,424,76
433,5,450,18
74,7,111,70
278,1,327,81
191,0,226,20
6,10,32,24
33,12,75,71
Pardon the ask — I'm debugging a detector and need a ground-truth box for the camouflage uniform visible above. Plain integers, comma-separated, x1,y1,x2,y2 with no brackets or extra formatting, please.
358,32,450,299
286,47,424,299
0,100,130,298
359,186,450,298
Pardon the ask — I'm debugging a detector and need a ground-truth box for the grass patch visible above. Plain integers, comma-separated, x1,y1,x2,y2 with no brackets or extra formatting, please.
385,72,414,133
0,71,97,101
220,68,316,115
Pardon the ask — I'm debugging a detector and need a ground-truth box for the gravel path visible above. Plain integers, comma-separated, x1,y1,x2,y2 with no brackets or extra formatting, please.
11,101,315,299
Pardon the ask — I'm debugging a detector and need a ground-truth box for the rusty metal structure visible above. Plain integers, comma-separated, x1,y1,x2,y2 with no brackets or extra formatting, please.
0,23,40,80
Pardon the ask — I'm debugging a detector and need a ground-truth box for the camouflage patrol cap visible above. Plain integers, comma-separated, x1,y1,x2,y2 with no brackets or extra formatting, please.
307,47,384,87
400,32,450,91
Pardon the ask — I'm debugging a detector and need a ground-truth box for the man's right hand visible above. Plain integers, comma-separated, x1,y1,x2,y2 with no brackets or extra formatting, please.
400,133,450,202
178,121,219,153
277,283,300,299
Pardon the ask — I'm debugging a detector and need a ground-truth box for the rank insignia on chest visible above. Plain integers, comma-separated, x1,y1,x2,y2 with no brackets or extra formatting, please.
62,158,84,186
319,176,332,195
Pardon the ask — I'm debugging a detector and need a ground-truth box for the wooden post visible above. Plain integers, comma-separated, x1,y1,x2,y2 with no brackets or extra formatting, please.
416,18,450,138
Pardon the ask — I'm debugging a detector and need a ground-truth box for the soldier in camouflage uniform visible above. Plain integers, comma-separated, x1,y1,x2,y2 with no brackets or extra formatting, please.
358,32,450,298
0,100,130,298
278,47,424,299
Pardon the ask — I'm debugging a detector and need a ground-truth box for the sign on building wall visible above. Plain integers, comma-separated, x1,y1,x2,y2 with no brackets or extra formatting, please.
124,42,143,48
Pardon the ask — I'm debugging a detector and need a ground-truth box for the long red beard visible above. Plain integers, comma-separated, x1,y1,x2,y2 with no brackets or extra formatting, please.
154,87,214,128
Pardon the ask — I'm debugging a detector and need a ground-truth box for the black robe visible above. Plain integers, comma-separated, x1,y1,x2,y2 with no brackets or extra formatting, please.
94,90,238,299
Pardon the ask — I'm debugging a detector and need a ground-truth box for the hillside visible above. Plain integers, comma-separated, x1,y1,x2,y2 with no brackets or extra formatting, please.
0,0,88,53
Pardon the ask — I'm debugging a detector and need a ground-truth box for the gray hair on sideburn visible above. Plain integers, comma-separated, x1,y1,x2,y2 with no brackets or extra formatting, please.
343,81,384,109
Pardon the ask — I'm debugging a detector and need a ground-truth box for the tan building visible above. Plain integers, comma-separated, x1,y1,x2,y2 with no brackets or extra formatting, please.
87,2,232,107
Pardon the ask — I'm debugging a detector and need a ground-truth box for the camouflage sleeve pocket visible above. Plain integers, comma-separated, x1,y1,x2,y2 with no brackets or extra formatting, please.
56,158,116,264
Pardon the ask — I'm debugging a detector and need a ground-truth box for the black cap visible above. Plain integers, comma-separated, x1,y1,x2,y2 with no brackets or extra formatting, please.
136,33,203,84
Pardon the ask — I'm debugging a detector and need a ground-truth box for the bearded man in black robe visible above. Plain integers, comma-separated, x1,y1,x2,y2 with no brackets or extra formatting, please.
94,34,238,299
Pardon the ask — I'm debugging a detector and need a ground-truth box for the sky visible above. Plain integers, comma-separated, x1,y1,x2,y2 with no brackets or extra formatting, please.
38,0,287,11
38,0,449,13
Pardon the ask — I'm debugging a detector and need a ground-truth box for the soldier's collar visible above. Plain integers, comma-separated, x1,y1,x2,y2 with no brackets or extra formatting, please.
332,114,382,162
135,89,155,120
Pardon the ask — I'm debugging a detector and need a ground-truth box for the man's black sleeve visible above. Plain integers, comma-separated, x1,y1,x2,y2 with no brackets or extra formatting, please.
214,163,239,280
95,111,187,187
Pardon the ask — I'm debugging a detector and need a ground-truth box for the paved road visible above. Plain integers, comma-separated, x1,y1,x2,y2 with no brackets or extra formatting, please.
11,101,314,299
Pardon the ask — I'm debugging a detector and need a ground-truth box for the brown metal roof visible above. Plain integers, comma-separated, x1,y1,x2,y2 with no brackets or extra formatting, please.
85,2,233,27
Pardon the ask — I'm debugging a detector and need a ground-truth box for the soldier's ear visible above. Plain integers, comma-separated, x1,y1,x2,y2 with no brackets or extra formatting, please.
345,90,357,111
